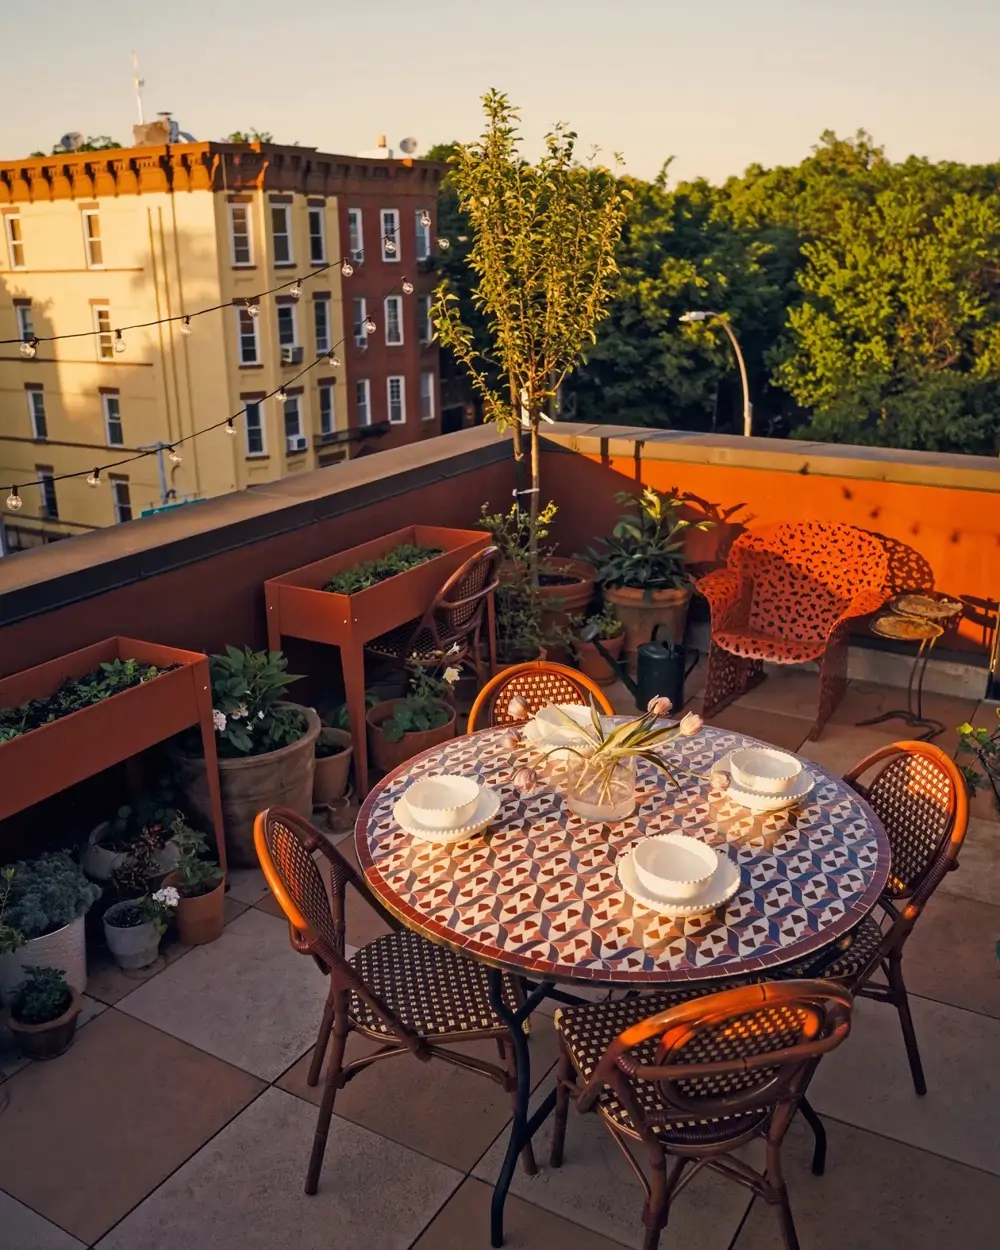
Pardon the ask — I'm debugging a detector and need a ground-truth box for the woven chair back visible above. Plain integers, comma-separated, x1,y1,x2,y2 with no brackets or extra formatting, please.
467,660,614,732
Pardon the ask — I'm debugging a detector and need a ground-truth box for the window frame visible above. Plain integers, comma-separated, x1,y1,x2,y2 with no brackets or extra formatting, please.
353,296,368,347
347,208,364,262
5,214,25,269
313,294,331,354
276,303,298,348
228,202,254,267
81,209,104,268
356,378,371,428
415,208,431,261
417,294,433,345
318,381,335,437
110,475,132,523
270,203,293,265
236,305,260,365
381,208,400,262
26,385,47,440
16,304,34,342
102,392,124,447
308,207,326,265
387,375,406,425
94,307,114,360
420,371,436,421
384,295,403,346
37,467,58,519
244,399,267,457
283,394,304,445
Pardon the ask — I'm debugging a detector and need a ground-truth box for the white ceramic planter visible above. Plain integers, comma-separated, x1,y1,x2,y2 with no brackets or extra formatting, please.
81,822,180,883
0,914,88,1004
102,901,161,970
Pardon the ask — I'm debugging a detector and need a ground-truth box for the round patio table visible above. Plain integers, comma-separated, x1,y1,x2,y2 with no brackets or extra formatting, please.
355,723,890,1246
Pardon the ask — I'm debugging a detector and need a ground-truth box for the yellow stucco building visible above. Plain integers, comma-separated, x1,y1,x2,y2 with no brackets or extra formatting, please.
0,140,442,549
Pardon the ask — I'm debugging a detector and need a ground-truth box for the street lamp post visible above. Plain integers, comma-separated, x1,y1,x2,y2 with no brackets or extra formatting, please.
680,310,753,437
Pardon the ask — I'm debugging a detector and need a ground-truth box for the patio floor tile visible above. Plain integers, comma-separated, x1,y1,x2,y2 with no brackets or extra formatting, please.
0,1009,262,1244
94,1086,462,1250
938,815,1000,906
728,667,821,720
735,1117,1000,1250
700,704,813,753
796,722,902,779
472,1086,752,1249
808,993,1000,1176
412,1177,631,1249
226,867,269,904
278,1013,560,1171
903,892,1000,1019
830,681,979,735
86,931,191,1006
0,1191,86,1250
116,907,329,1080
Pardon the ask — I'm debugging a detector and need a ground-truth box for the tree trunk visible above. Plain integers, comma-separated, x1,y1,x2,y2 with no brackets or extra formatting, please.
529,420,540,590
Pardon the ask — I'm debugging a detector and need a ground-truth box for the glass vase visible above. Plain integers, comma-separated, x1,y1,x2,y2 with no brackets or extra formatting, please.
562,753,637,822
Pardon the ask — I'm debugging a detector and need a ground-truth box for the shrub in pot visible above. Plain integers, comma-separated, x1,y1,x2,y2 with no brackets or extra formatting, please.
0,854,101,1003
163,824,226,946
103,887,178,970
570,606,625,686
367,662,460,773
172,647,320,867
583,487,714,673
3,965,82,1059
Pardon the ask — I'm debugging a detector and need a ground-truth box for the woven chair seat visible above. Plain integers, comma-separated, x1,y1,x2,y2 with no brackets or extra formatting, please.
773,913,884,984
349,930,520,1039
365,620,442,662
554,988,770,1144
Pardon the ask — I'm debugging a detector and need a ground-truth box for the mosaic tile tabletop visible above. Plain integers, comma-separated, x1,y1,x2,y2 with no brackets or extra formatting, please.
355,725,890,985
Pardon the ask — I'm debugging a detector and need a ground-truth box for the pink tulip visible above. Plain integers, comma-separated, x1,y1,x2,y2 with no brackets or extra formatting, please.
507,695,529,722
646,695,673,717
500,730,521,752
709,770,730,790
513,766,539,794
677,711,703,737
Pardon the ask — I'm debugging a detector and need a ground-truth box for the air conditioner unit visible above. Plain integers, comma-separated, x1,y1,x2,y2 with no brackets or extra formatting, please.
280,345,304,365
286,434,308,453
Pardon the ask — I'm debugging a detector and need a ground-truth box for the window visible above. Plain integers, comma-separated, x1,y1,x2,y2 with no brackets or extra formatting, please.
26,386,47,440
347,208,364,262
308,207,326,264
270,204,292,264
37,468,58,519
94,307,114,360
16,304,34,342
102,393,124,446
353,296,368,347
387,375,406,424
5,215,24,269
82,210,103,267
420,371,435,421
356,378,371,427
417,295,434,345
415,208,431,261
381,209,400,261
110,475,132,523
244,400,266,456
318,382,335,436
236,306,259,365
314,296,331,354
283,394,303,441
384,295,403,345
277,304,298,347
229,203,253,266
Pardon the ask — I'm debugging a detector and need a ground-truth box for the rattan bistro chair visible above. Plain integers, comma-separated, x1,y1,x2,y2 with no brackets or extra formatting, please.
254,806,536,1194
467,660,614,732
550,981,853,1250
777,741,968,1098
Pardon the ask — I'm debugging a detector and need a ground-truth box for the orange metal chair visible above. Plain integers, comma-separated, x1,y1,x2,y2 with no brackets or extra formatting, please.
697,521,888,739
467,660,614,732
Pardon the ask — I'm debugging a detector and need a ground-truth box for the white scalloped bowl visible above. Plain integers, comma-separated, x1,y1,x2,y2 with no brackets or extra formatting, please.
403,774,481,829
632,833,718,900
729,747,802,796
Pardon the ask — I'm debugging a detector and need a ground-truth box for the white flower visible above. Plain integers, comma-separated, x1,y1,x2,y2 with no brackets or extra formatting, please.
447,642,462,656
646,695,673,718
152,886,180,909
709,769,730,791
233,702,248,720
678,711,704,737
442,666,461,685
212,709,227,733
258,710,265,720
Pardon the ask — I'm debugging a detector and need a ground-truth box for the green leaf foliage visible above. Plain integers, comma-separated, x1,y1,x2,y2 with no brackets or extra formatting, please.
2,853,101,940
322,545,443,595
9,965,72,1025
208,647,306,759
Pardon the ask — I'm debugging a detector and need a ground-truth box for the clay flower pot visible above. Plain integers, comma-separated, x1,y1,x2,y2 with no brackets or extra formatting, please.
575,630,625,686
313,728,354,805
366,700,457,774
4,989,82,1060
163,872,226,946
603,585,693,676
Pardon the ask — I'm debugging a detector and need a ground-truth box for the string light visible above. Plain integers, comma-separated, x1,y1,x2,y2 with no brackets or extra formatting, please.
168,446,182,464
289,281,302,300
341,261,354,277
180,316,193,336
6,487,22,511
86,468,101,487
225,418,237,436
114,329,126,354
19,338,38,359
384,237,397,256
420,210,432,228
402,279,414,295
276,387,288,403
436,237,451,251
246,298,260,318
364,316,377,334
327,354,340,368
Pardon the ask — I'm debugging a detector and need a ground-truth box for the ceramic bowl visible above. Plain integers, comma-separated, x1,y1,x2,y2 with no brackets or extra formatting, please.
403,774,481,830
729,747,802,796
632,833,718,900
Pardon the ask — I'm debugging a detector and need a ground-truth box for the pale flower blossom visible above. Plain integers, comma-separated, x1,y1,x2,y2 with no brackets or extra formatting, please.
258,711,265,720
507,695,529,722
646,695,673,718
212,709,227,733
232,702,249,720
500,730,521,752
152,886,180,909
513,766,539,794
447,642,462,656
709,770,730,791
678,711,704,737
442,666,462,686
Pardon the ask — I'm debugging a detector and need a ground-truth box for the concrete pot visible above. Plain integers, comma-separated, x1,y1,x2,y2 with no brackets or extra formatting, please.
0,914,88,1005
164,872,226,946
102,900,161,970
603,585,693,676
313,729,354,805
366,700,457,774
81,822,180,884
4,989,82,1060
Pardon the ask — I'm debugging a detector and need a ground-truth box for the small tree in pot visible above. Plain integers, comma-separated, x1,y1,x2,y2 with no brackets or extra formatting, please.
4,965,82,1059
163,824,225,946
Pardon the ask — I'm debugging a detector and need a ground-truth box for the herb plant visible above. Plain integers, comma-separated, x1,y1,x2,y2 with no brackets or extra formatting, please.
379,662,461,744
8,965,73,1026
170,824,223,899
584,488,714,593
208,647,306,759
323,544,443,595
0,866,25,956
956,709,1000,802
107,887,179,935
2,853,101,940
578,605,624,640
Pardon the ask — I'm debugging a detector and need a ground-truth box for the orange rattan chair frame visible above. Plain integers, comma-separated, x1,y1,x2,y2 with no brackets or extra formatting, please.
467,660,614,733
365,545,500,682
550,981,853,1250
254,805,535,1194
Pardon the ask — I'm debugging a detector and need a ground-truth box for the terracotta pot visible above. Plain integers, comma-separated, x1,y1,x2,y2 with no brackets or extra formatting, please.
495,646,548,671
0,914,88,1005
575,631,625,686
4,989,82,1060
603,585,693,676
366,700,457,773
173,703,320,868
313,728,354,805
102,900,161,970
164,872,226,946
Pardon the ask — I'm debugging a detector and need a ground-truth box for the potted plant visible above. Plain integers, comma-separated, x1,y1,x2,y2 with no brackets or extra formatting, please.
103,886,179,970
584,488,714,672
367,661,461,773
957,709,1000,812
0,853,101,1004
571,606,625,686
314,706,355,806
81,782,184,883
3,966,82,1059
163,823,226,946
172,647,320,868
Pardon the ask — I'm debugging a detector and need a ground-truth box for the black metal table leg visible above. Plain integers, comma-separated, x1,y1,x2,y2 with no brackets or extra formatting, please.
856,637,944,741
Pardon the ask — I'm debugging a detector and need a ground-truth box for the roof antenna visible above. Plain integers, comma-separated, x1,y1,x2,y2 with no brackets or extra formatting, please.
132,51,145,125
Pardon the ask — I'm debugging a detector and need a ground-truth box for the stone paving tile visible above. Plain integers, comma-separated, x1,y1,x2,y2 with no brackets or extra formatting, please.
700,704,813,753
225,867,269,904
796,722,902,780
412,1177,631,1250
94,1087,462,1250
86,931,192,1007
830,681,979,736
735,1117,1000,1250
0,994,104,1083
903,892,1000,1019
116,907,329,1080
939,816,1000,907
809,993,1000,1177
0,1191,85,1250
0,1009,262,1245
727,667,821,720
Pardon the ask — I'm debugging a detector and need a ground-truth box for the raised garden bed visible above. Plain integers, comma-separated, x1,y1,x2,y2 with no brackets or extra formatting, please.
264,525,490,794
0,638,226,868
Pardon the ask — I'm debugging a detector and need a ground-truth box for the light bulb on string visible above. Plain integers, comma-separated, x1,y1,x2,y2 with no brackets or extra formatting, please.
180,316,193,336
420,210,432,229
168,446,182,464
276,387,288,403
341,261,354,277
327,354,340,368
225,417,237,437
364,316,376,334
436,237,451,251
19,338,38,359
114,329,126,354
6,486,22,512
245,298,260,318
86,468,101,487
384,237,397,255
289,281,302,300
402,279,414,295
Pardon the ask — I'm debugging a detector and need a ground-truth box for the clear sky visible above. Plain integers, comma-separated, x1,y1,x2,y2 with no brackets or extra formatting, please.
3,0,998,184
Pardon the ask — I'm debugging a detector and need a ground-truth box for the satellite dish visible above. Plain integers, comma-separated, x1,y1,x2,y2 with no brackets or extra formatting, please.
58,132,84,152
398,136,418,155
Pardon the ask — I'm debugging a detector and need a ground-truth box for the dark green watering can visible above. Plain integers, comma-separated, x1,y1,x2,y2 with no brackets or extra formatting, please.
578,622,699,713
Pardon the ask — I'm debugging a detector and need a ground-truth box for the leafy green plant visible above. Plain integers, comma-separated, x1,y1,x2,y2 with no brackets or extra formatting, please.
584,488,714,593
0,866,25,956
323,544,443,595
378,662,461,744
108,824,171,897
2,853,101,940
580,605,624,640
328,693,377,733
8,966,73,1026
107,887,179,936
0,659,168,744
170,824,223,899
957,710,1000,803
208,647,305,759
480,502,556,661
